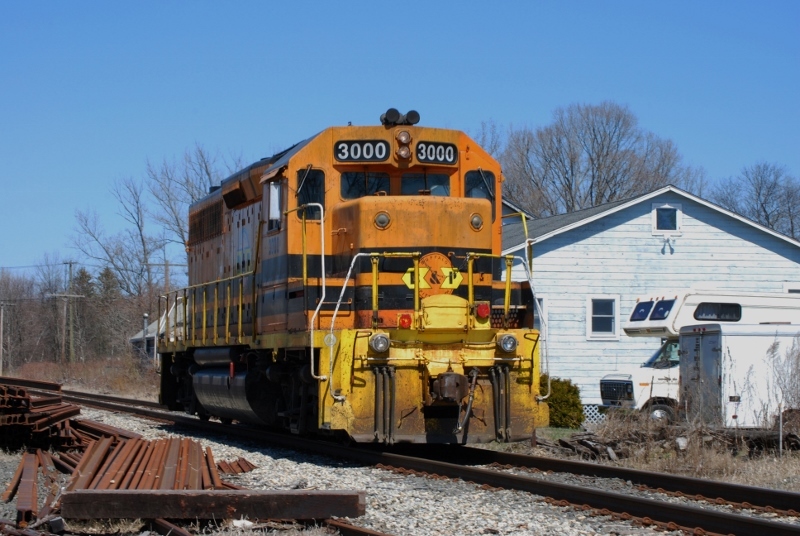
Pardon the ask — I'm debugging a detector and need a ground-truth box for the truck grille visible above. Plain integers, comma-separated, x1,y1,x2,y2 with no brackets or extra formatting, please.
600,381,632,401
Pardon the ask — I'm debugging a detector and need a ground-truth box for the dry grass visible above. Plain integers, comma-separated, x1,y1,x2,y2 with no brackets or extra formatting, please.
9,357,160,401
592,410,800,492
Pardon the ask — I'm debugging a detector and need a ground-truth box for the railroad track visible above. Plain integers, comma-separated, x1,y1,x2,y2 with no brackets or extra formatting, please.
1,378,387,536
9,378,800,536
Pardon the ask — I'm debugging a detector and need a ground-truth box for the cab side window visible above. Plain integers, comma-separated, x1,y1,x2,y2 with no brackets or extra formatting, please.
266,181,282,231
297,169,325,220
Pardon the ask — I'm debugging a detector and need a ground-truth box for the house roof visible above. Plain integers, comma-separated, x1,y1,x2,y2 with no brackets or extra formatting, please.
502,185,800,254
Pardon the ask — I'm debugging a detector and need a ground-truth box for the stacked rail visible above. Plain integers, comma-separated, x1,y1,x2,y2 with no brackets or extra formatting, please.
0,377,366,532
0,383,80,448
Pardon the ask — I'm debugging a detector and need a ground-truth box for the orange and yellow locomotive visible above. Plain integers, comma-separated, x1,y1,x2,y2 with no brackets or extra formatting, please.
158,109,548,444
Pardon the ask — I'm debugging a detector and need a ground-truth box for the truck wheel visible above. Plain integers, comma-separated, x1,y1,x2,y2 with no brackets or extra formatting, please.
648,404,675,423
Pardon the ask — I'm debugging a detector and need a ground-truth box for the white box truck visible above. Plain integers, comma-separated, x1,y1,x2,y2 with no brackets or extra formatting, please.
679,323,800,428
600,290,800,422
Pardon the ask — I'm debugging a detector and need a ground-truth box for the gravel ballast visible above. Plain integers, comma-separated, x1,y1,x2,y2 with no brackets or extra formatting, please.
0,408,683,535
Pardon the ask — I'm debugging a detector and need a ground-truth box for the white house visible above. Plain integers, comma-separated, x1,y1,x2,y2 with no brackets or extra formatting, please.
501,185,800,415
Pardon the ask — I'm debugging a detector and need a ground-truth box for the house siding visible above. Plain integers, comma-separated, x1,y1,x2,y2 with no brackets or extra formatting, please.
510,192,800,405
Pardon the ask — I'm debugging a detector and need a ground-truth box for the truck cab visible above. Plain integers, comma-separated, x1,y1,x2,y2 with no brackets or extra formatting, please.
600,338,680,422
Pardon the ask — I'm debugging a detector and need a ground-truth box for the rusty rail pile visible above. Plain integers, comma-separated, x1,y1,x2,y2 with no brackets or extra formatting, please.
0,384,80,449
1,378,366,532
3,448,64,528
64,435,228,493
216,456,257,475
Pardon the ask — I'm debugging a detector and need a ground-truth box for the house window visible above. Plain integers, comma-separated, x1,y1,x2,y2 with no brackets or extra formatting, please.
587,295,620,340
652,203,682,235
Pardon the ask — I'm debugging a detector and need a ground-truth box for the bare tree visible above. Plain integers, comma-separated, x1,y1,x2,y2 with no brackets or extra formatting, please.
713,162,799,239
499,102,705,217
73,177,164,298
471,120,504,158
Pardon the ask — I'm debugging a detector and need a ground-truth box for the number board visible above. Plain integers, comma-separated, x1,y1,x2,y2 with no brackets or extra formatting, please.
416,142,458,165
334,140,389,162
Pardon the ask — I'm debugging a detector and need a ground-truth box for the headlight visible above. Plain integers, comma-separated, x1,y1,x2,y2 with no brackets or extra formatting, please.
470,214,483,231
369,333,390,353
396,130,412,144
497,334,518,353
374,212,390,229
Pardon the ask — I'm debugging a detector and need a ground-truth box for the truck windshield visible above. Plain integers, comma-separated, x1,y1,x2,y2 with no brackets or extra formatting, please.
649,299,675,320
643,340,680,369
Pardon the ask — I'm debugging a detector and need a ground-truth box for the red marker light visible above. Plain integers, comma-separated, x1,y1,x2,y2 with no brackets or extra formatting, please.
399,314,412,329
476,303,491,319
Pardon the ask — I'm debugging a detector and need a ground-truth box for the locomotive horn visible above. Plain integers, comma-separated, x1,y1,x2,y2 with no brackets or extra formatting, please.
381,108,419,126
381,108,401,126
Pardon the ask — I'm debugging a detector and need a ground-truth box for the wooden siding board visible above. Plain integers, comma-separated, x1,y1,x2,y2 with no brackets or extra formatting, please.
513,193,800,404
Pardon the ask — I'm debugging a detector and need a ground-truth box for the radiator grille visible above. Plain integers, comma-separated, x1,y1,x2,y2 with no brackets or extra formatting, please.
600,381,632,401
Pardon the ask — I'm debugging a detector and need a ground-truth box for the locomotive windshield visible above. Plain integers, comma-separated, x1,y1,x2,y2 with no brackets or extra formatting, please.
465,170,496,220
401,173,450,196
465,170,495,200
341,172,390,199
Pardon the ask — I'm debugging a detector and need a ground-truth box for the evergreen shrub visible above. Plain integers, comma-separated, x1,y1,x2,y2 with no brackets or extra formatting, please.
541,374,584,429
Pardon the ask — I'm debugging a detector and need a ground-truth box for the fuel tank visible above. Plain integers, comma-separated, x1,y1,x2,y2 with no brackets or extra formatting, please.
192,368,266,425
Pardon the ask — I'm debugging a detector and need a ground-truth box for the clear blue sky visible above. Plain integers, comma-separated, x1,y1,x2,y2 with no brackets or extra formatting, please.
1,1,798,274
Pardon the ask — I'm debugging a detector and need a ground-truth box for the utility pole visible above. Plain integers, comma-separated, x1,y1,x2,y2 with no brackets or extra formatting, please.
49,293,84,365
65,261,76,363
0,303,5,377
0,302,15,376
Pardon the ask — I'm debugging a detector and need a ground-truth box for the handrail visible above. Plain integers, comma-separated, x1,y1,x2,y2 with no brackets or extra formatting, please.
158,218,262,350
511,245,550,401
327,251,421,402
465,252,518,323
285,203,326,380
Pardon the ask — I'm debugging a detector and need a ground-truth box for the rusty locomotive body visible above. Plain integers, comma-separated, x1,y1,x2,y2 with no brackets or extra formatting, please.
158,109,548,444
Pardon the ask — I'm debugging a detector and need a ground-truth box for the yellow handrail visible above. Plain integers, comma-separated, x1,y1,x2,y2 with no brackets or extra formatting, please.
466,253,517,322
202,288,207,343
225,283,231,344
371,255,379,329
213,284,218,344
238,278,243,342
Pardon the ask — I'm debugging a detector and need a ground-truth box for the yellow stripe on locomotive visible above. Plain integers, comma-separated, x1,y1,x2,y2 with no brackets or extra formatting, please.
158,108,549,444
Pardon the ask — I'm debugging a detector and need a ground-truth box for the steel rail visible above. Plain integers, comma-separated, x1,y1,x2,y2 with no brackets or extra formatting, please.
62,391,800,536
323,518,395,536
0,376,62,392
420,446,800,514
61,389,800,512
